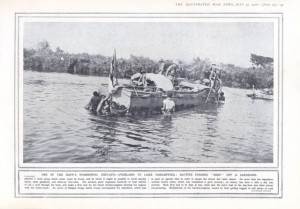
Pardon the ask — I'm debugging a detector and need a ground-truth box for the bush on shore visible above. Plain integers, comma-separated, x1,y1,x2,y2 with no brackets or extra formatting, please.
24,40,274,89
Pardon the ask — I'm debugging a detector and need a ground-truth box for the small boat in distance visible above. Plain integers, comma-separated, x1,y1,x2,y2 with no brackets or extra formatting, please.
246,93,273,100
246,86,273,100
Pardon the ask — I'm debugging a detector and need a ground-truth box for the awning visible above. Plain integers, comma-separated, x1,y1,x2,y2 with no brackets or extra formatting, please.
131,73,173,91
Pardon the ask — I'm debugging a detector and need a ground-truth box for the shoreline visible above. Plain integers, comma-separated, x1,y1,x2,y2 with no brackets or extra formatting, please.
23,70,272,90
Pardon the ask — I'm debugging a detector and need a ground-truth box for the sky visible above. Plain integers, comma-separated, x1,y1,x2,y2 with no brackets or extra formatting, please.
23,22,274,68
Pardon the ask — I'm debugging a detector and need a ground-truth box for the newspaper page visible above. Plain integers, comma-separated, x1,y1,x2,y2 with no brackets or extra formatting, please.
0,0,299,208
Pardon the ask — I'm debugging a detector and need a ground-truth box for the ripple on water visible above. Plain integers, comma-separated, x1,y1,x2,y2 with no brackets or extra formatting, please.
23,71,274,163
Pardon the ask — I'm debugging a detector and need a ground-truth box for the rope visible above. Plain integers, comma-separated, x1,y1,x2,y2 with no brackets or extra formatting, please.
204,79,215,107
223,88,243,97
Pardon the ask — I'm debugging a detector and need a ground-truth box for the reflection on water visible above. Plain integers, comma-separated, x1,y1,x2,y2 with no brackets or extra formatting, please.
23,71,273,163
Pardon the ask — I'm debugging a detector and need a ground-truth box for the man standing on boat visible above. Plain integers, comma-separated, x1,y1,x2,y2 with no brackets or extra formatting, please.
209,64,217,87
203,67,211,86
162,91,175,117
137,69,147,87
131,69,148,87
165,63,178,85
158,59,165,74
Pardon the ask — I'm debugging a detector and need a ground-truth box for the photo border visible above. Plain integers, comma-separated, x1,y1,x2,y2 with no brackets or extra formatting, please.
14,12,283,198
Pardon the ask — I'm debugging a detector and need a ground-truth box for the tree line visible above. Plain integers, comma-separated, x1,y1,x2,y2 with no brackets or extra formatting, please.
24,40,274,89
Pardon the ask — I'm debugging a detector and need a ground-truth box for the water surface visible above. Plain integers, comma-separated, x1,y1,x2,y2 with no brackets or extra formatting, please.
23,71,273,163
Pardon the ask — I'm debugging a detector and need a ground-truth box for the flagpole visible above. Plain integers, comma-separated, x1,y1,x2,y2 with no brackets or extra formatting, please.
114,49,119,85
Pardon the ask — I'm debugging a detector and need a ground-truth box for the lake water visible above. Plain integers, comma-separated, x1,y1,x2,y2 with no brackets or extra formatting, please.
23,71,273,163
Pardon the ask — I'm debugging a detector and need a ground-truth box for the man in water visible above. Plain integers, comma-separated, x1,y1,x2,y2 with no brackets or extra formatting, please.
85,91,102,114
100,100,111,115
162,91,175,118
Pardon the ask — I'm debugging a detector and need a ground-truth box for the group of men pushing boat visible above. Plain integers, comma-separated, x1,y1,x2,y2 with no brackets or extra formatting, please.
85,91,128,116
85,89,175,117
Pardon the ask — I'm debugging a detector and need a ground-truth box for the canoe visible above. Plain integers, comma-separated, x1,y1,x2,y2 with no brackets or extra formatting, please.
246,93,273,100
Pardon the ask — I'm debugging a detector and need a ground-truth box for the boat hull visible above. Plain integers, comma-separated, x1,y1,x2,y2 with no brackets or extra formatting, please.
112,87,219,114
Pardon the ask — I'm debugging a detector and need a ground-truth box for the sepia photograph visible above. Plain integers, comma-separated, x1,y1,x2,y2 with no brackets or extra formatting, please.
22,20,276,164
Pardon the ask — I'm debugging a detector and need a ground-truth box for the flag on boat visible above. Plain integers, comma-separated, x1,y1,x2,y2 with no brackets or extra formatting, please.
108,49,118,93
110,49,117,75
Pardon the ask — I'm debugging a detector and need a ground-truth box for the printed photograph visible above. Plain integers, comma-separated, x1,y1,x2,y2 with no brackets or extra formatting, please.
22,20,275,163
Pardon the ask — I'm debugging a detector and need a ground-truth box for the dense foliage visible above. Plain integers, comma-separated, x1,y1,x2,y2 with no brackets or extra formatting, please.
24,40,274,89
250,53,274,68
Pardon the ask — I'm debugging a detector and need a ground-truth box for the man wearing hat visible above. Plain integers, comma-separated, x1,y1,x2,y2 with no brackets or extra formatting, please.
209,64,217,87
158,59,165,74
